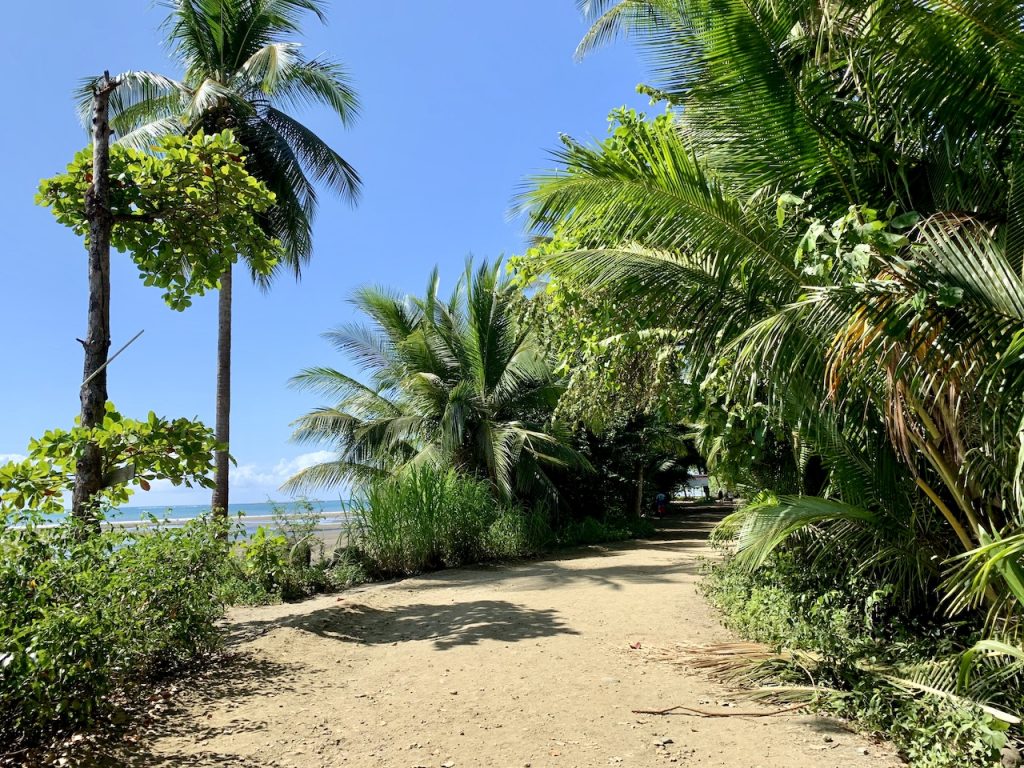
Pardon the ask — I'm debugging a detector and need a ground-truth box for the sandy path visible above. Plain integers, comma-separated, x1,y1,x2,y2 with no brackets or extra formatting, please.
131,507,902,768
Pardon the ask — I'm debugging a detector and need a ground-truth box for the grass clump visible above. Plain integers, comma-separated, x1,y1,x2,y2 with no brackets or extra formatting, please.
350,465,656,578
351,466,551,576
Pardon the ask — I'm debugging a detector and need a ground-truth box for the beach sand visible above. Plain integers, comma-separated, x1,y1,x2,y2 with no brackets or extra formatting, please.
118,506,901,767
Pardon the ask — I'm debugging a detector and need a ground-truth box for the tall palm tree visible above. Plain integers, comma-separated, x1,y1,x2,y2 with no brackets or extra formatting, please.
85,0,361,513
285,260,588,503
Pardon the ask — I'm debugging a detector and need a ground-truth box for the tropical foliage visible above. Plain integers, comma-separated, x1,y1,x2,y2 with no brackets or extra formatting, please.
38,130,279,309
91,0,360,265
516,0,1024,751
0,514,230,749
287,260,588,503
92,0,362,512
0,404,220,518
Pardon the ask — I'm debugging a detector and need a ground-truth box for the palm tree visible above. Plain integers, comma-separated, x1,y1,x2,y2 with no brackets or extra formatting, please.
85,0,361,514
285,260,588,503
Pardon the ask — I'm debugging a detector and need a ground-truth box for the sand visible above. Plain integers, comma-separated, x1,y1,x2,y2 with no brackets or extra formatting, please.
126,506,903,767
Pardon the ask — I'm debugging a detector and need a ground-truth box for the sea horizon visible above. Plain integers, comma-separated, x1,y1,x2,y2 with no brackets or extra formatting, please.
104,498,354,523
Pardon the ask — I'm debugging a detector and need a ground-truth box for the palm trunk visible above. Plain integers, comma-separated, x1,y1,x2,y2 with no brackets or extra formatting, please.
633,464,644,518
71,72,118,527
211,264,232,517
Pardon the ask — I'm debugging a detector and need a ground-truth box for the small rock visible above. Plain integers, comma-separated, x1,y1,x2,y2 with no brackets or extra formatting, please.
823,735,834,743
441,761,455,768
1002,745,1023,768
858,747,870,756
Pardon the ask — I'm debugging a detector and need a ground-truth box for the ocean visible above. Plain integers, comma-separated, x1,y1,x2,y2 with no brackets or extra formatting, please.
55,499,361,539
104,499,354,524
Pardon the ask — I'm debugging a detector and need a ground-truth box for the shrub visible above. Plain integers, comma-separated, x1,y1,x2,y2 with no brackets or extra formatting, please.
484,507,554,559
220,503,365,605
702,550,1014,768
0,512,230,749
353,466,498,576
557,514,655,547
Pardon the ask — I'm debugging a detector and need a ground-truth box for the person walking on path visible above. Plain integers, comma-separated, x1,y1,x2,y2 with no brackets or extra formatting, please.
654,491,668,518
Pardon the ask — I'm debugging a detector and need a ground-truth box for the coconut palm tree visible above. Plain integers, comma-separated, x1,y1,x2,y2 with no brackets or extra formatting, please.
84,0,361,514
285,260,589,503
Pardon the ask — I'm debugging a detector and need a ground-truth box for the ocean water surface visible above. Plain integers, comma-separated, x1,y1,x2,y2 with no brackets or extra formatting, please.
104,499,354,524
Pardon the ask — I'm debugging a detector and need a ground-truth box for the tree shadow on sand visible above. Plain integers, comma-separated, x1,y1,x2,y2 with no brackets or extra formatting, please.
227,598,580,650
73,654,302,768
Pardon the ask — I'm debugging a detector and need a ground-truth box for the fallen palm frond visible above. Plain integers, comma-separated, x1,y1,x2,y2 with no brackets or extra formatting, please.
655,641,824,688
632,702,809,717
659,640,1023,727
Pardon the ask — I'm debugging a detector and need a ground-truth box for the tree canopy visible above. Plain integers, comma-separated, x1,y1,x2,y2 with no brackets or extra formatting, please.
38,130,280,309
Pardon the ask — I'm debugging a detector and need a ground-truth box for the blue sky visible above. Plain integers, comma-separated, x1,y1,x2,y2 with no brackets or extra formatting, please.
0,2,647,506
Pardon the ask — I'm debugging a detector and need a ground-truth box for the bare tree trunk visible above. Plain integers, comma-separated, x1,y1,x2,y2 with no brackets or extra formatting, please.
633,464,645,518
71,72,118,526
211,264,232,518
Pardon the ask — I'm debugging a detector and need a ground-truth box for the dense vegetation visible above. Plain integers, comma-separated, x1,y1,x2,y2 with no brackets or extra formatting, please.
511,1,1024,765
0,515,228,748
286,259,661,573
6,0,1024,765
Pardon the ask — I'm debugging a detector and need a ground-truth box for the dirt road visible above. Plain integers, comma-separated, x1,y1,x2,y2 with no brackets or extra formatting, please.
132,507,901,767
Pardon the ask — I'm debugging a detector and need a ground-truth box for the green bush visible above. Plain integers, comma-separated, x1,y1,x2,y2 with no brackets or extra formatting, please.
702,551,1012,768
0,512,229,749
220,503,365,605
558,514,655,547
484,507,554,558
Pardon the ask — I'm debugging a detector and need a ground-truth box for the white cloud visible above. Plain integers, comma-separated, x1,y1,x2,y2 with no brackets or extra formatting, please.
130,451,340,508
0,449,343,509
231,450,335,490
272,451,337,480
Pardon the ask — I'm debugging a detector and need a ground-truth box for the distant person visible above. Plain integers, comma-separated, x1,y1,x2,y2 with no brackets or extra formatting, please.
655,492,668,518
703,485,711,500
717,489,724,502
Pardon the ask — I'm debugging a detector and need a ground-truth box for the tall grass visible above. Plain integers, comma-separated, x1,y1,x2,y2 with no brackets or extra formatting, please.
352,466,552,576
